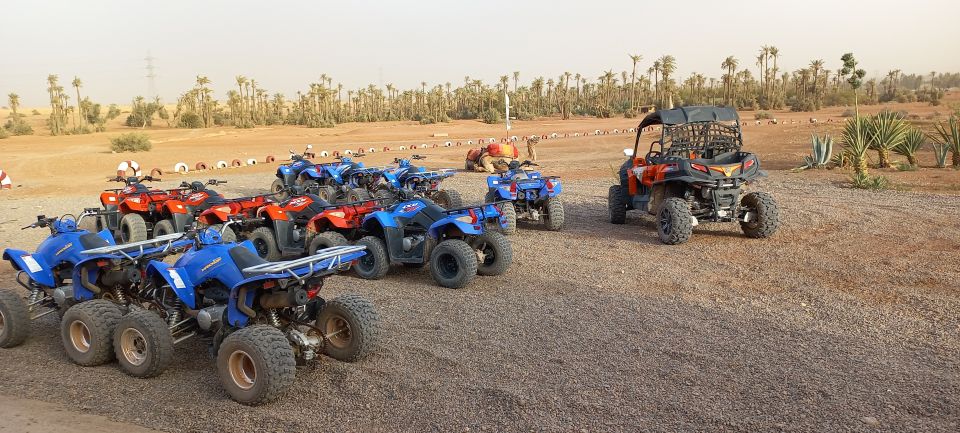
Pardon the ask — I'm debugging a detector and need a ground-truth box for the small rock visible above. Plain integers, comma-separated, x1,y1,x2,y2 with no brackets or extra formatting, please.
861,416,879,426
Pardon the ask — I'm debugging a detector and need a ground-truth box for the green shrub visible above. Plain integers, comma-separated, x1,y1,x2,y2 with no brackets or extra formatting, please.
110,132,152,152
850,172,889,190
755,111,772,120
894,161,917,172
481,108,502,124
3,119,34,135
177,112,204,128
624,109,637,119
418,116,436,125
840,108,855,118
31,109,40,116
0,128,9,139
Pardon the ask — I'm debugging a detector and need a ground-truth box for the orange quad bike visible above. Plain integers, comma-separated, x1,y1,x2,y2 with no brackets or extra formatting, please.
194,192,278,242
608,106,780,245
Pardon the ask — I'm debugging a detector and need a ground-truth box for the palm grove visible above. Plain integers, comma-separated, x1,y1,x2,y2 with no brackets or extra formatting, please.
2,45,958,138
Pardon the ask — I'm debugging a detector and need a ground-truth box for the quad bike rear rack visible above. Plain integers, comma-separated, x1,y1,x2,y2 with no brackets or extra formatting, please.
241,245,367,281
80,232,185,261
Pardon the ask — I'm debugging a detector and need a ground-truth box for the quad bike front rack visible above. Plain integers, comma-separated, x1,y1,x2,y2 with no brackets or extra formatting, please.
80,232,186,262
241,245,367,282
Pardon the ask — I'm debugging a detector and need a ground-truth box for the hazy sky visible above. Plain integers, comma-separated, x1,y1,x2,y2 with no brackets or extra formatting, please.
2,0,957,107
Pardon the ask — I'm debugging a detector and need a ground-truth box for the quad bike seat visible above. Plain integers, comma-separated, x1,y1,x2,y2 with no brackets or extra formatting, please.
688,151,745,166
79,233,111,250
229,245,270,278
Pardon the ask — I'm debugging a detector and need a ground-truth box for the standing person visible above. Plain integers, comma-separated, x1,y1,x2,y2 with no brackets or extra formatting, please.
526,136,540,161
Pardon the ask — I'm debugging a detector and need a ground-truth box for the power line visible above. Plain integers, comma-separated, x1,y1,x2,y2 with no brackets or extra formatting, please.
145,51,158,97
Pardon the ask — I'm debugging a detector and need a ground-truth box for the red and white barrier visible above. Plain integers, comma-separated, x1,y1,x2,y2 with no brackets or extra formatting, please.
173,162,189,174
368,147,376,153
246,158,258,165
150,168,163,177
0,169,12,189
116,160,142,177
195,162,208,171
320,150,330,157
231,159,242,167
265,155,276,163
215,160,228,169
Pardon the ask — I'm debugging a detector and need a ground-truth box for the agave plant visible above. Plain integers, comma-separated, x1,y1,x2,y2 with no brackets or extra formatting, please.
894,127,925,167
930,116,960,168
932,142,949,168
866,110,908,168
842,116,872,177
796,134,833,170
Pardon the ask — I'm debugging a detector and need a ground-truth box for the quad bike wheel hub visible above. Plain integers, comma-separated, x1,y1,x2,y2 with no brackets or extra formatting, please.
119,328,148,366
324,316,352,349
69,320,92,353
228,350,257,390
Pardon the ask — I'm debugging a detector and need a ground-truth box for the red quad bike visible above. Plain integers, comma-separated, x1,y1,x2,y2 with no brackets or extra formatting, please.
229,186,384,261
87,176,226,243
195,192,278,242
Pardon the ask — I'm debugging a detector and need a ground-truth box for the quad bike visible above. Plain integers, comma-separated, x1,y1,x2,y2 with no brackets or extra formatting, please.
59,231,192,366
274,152,381,203
88,176,225,242
485,160,564,234
195,192,277,241
270,147,318,200
354,189,512,288
378,155,462,209
121,224,379,405
1,210,117,347
609,106,780,244
228,186,384,261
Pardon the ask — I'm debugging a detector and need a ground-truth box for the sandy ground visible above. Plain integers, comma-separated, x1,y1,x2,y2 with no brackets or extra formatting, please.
1,99,959,432
0,395,159,433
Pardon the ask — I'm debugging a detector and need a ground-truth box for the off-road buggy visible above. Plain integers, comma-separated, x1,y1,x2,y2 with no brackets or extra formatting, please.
609,106,779,244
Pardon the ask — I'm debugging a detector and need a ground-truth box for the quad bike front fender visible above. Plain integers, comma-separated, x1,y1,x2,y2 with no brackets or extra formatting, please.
145,261,197,309
3,249,56,287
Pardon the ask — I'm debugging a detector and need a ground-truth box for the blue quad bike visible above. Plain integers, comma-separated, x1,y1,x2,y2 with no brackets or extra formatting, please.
114,224,380,405
485,160,564,234
1,210,117,347
353,189,512,288
275,152,382,203
377,155,462,209
270,148,318,200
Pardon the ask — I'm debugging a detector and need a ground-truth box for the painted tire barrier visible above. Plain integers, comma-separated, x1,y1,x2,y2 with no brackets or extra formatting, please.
116,160,142,177
487,138,495,144
173,162,189,174
510,136,518,142
0,169,12,189
265,155,276,163
195,162,208,171
398,146,406,151
150,168,163,177
466,140,473,145
595,129,601,135
320,151,330,157
231,159,242,167
344,149,353,155
215,160,228,169
333,151,340,157
383,146,391,152
551,133,558,138
368,147,376,153
445,141,453,147
247,158,258,165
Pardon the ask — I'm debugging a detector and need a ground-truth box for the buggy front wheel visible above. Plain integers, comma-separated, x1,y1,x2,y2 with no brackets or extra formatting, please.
608,185,627,224
657,197,693,245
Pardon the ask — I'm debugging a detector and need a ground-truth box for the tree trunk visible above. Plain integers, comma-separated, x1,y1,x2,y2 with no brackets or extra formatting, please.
878,149,891,168
908,154,917,166
953,151,960,167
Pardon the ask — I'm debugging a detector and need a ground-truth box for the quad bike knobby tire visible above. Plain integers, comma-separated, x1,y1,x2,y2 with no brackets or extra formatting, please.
270,178,289,201
353,236,390,280
77,215,102,234
739,192,780,238
153,219,177,237
308,232,349,255
60,300,124,366
0,289,31,348
247,227,282,261
216,325,296,406
120,213,148,243
316,293,382,362
470,232,512,276
429,239,479,289
346,188,371,204
431,189,463,209
316,186,337,203
657,197,693,245
208,224,238,243
544,197,565,231
485,191,516,235
374,188,397,206
114,309,174,378
608,185,627,225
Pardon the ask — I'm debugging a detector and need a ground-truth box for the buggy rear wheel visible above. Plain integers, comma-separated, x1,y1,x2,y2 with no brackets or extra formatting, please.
0,289,30,348
60,300,123,366
120,213,148,243
739,192,780,238
216,325,295,406
429,239,478,288
657,197,693,245
317,294,381,362
608,185,627,224
114,309,174,378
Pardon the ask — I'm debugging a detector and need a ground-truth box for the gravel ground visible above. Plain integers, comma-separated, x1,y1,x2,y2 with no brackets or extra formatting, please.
1,171,958,432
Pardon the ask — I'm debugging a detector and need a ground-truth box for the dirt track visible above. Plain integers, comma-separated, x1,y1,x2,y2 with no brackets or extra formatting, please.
1,168,958,432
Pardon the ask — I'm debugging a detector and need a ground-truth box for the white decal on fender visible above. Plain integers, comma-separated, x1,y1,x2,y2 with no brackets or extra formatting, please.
167,269,186,289
22,255,43,273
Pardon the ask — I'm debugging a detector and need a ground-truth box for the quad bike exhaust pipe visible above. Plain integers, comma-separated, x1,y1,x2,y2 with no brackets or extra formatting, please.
259,288,308,310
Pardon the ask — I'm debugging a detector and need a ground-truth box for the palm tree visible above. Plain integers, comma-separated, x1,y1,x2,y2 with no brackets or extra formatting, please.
659,55,676,108
629,54,642,109
71,77,84,128
512,71,520,92
721,56,738,105
7,93,20,117
235,75,247,122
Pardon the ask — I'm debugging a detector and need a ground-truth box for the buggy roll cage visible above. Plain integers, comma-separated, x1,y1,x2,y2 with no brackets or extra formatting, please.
632,106,743,160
